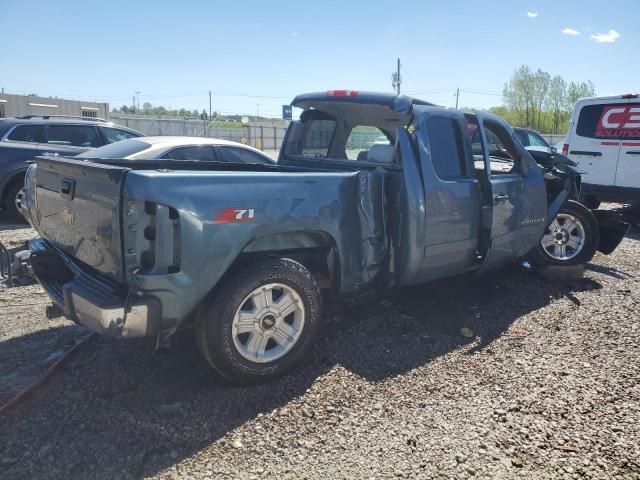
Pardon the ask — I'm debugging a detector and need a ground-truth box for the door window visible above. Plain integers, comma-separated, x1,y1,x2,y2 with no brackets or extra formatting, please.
100,127,141,144
218,146,272,164
46,125,100,147
514,129,528,146
6,124,45,143
345,126,391,161
527,131,549,147
161,145,215,161
482,122,521,175
426,117,467,179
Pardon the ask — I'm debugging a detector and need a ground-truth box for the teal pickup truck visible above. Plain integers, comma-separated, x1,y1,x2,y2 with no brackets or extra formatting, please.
22,91,627,383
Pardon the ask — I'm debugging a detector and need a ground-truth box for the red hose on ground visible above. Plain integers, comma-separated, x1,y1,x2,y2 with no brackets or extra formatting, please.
0,333,94,415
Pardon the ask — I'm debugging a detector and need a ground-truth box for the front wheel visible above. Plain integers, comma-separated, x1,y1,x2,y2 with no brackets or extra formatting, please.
195,257,322,384
529,200,600,267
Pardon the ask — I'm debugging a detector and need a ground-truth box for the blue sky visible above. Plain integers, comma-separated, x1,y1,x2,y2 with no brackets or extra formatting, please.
1,0,638,117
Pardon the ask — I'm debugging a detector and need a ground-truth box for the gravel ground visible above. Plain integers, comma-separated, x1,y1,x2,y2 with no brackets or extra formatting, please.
0,211,639,479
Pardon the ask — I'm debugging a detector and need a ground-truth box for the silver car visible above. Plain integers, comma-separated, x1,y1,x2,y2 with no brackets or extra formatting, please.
76,136,275,164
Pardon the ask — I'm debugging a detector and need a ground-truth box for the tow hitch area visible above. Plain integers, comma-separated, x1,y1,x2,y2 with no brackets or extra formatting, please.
593,210,631,255
0,241,33,286
0,240,10,284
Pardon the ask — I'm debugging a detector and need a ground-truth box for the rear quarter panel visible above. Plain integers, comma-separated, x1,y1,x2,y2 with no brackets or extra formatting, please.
122,169,387,323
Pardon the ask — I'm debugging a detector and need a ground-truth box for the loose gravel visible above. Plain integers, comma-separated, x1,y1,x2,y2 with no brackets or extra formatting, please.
0,211,639,479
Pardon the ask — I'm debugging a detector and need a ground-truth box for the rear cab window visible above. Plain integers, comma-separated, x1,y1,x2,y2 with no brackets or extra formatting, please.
345,126,391,161
301,119,336,158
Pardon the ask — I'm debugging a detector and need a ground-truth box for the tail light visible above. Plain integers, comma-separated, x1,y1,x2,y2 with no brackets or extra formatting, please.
326,90,358,97
562,143,569,155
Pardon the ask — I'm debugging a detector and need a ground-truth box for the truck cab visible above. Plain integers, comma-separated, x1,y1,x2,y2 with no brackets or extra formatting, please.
279,90,549,283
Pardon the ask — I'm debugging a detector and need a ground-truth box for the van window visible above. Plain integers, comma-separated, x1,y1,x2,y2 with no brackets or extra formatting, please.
345,126,390,160
301,119,336,158
577,103,640,140
427,117,466,179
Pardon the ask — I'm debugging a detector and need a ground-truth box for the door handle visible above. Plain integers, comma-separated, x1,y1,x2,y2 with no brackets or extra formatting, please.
570,150,602,157
494,193,509,204
626,151,640,155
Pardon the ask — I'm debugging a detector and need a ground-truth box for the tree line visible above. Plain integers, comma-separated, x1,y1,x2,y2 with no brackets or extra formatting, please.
489,65,595,134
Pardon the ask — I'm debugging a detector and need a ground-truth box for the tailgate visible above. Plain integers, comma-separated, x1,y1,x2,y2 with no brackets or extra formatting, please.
29,156,129,282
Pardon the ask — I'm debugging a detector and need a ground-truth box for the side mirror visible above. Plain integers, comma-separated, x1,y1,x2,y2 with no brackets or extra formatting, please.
550,146,557,154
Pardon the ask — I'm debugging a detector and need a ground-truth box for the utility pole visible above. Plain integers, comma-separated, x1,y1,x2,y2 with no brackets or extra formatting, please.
455,88,460,109
209,90,212,119
135,91,141,113
391,58,402,95
132,96,136,113
256,103,260,119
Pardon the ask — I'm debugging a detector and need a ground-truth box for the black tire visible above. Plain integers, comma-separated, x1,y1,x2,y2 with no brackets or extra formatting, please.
581,195,601,210
529,200,599,267
195,257,322,384
4,182,27,223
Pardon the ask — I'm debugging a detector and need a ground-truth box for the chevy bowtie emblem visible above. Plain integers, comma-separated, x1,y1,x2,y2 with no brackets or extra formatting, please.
61,208,75,225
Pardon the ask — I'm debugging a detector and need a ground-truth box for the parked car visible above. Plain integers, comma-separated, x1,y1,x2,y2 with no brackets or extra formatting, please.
76,136,275,164
561,93,640,209
23,91,628,384
513,127,553,152
0,115,142,220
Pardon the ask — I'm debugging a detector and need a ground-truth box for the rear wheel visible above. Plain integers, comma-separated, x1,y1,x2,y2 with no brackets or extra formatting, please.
4,182,27,223
529,200,599,267
195,257,322,384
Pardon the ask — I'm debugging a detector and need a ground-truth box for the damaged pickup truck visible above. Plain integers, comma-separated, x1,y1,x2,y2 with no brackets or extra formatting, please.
22,91,628,383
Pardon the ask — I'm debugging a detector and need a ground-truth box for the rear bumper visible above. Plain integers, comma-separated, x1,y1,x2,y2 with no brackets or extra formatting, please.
29,238,166,337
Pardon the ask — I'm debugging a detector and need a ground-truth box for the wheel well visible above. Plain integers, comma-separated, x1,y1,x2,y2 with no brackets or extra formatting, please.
2,171,26,202
230,231,340,291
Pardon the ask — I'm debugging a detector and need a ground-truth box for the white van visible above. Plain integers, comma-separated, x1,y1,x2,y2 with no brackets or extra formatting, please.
563,93,640,208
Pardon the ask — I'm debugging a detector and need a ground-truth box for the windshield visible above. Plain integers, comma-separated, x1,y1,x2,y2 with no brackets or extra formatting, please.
76,139,151,159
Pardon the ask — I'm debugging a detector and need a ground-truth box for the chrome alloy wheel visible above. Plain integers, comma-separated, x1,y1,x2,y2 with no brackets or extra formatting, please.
540,213,586,261
14,187,25,212
231,283,305,363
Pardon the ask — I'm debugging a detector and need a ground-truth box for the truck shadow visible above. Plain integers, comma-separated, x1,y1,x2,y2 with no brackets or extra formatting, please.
0,265,603,479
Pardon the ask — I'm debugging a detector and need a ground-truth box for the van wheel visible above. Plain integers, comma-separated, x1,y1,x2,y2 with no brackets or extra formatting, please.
195,257,322,384
529,200,599,267
5,182,27,223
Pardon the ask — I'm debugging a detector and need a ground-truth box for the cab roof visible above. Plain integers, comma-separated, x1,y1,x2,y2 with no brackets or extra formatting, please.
292,90,435,115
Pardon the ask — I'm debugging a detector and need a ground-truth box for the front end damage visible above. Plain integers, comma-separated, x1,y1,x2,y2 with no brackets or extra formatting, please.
529,148,630,256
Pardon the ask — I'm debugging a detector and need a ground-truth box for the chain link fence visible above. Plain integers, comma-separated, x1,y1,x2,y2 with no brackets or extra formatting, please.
110,114,288,151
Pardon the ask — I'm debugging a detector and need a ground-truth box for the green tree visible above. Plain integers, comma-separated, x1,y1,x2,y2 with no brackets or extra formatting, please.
566,81,595,109
546,76,567,134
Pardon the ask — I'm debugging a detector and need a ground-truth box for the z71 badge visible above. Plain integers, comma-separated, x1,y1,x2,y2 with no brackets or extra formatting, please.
213,208,255,224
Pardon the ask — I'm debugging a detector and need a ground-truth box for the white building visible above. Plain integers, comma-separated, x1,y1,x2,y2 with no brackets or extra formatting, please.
0,93,109,120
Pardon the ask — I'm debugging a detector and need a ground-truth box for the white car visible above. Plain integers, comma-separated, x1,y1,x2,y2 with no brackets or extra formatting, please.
76,136,275,165
562,93,640,208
